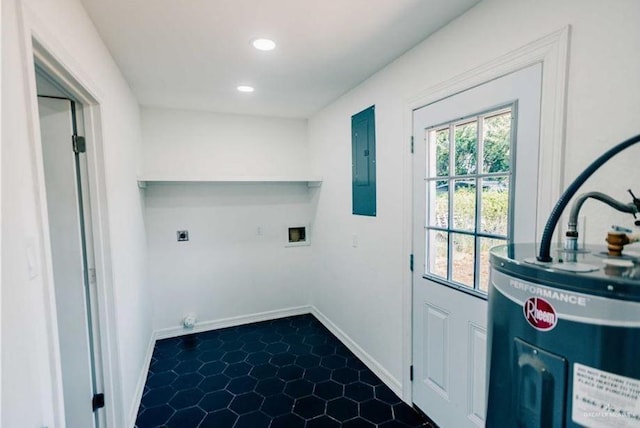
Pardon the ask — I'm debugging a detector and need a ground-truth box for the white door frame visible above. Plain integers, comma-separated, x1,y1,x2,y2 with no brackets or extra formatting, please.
17,4,123,426
401,27,571,404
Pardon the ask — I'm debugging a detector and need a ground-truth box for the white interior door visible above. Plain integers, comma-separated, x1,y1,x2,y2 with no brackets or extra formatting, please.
38,96,100,428
412,64,542,427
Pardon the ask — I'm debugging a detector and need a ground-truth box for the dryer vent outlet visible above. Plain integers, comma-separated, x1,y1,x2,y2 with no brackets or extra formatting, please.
182,315,197,329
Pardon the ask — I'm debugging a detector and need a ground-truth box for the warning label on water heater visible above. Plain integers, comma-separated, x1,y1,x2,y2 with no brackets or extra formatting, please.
572,363,640,427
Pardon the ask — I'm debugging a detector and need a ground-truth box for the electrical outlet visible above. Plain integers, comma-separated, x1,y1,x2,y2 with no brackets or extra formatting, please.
177,230,189,242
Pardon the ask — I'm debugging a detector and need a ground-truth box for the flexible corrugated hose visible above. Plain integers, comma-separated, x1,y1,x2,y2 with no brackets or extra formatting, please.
537,133,640,262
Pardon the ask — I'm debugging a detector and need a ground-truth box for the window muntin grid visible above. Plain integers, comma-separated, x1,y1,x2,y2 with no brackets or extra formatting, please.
424,106,515,295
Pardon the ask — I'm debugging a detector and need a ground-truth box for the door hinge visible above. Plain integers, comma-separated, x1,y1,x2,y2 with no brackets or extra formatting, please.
410,365,414,381
92,393,105,411
72,134,86,154
410,136,414,154
410,254,414,272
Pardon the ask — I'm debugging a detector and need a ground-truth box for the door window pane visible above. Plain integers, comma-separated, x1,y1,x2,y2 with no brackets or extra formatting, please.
483,112,511,173
428,180,449,228
480,177,509,235
452,179,476,231
451,233,475,287
455,120,477,176
427,230,448,279
435,128,450,177
478,238,507,292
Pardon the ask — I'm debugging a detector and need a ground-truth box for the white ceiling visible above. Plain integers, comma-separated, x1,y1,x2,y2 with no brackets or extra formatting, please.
80,0,480,118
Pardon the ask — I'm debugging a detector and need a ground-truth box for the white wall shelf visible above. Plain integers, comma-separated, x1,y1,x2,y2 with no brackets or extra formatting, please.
137,176,323,188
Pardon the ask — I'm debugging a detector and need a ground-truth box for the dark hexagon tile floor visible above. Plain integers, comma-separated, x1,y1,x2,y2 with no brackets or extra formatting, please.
135,314,436,427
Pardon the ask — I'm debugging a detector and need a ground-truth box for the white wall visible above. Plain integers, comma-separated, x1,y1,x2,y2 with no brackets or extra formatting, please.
141,107,315,332
307,0,640,394
145,182,315,333
141,107,309,179
2,0,152,426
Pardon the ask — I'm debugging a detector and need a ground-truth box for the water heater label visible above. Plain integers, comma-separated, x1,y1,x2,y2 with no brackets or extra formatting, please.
572,363,640,427
523,297,557,331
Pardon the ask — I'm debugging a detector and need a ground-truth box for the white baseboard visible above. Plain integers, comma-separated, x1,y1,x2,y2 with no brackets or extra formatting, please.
310,306,403,398
128,331,157,428
154,305,312,340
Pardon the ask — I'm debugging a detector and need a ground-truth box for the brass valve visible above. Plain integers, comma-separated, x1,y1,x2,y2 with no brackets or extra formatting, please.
606,231,630,257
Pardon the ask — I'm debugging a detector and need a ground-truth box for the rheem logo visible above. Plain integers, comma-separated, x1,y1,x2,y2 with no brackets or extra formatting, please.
523,297,557,331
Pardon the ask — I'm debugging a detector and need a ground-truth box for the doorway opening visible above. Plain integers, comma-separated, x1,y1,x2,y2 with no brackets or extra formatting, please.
30,40,119,428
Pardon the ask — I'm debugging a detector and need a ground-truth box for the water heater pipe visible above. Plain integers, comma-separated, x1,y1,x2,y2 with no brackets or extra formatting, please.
537,133,640,262
568,192,638,230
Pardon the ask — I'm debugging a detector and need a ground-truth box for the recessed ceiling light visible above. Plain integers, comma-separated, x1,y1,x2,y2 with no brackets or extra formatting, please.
237,85,255,93
252,38,276,51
